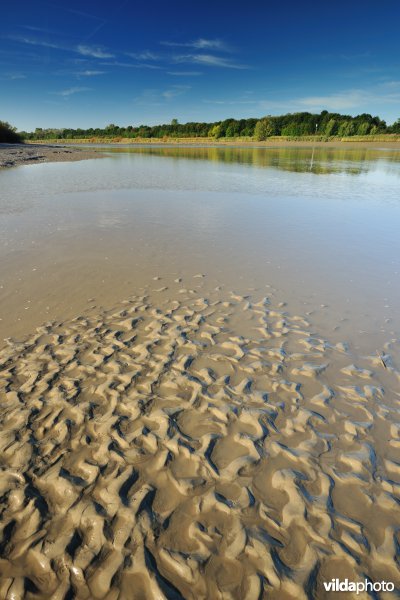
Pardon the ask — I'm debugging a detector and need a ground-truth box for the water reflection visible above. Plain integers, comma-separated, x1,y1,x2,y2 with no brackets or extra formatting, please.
105,145,400,175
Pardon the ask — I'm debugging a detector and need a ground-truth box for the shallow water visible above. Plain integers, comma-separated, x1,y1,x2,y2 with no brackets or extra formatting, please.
0,146,399,352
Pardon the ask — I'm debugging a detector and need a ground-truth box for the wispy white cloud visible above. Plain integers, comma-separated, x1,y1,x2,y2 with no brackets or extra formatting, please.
54,86,91,97
162,38,226,50
76,70,105,76
8,35,66,50
5,73,27,80
133,88,163,106
339,51,371,61
101,60,161,69
134,85,191,105
11,33,240,72
194,38,226,50
22,24,62,35
9,35,116,62
174,53,247,69
126,51,160,61
167,70,202,76
76,45,114,59
162,85,191,100
204,99,258,105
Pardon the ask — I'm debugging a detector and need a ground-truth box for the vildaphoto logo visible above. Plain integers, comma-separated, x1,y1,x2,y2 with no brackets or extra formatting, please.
323,579,395,594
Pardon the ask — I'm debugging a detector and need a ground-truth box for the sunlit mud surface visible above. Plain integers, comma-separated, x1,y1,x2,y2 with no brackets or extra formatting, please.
1,281,399,599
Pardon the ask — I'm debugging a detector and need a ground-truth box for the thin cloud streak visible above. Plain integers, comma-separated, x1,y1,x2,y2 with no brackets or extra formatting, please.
174,53,248,69
101,60,162,69
204,99,258,105
162,85,191,100
76,70,105,76
126,51,160,61
3,73,27,80
8,35,67,50
167,71,202,76
162,38,226,50
76,45,114,59
54,86,91,97
8,36,115,61
134,85,191,105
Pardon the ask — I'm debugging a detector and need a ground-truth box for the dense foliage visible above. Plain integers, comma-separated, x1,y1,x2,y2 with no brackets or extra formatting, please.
0,121,22,143
19,111,400,140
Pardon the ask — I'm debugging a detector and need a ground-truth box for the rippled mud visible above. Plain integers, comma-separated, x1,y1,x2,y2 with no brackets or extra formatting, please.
0,285,399,599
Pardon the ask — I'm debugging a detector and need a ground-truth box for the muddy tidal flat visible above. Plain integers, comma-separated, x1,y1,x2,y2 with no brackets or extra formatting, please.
1,282,400,599
0,147,400,599
0,144,103,169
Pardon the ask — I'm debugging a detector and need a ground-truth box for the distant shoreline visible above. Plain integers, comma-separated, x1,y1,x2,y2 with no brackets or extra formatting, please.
26,136,400,150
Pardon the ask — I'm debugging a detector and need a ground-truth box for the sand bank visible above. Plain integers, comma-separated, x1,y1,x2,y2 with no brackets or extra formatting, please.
0,144,104,169
0,280,399,599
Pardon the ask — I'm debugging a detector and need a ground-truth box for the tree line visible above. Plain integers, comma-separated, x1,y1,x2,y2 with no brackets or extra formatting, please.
253,111,399,139
3,111,400,142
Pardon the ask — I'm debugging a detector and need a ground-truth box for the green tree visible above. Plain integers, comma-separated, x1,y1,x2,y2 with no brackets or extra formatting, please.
389,118,400,133
0,120,22,143
357,121,371,135
105,123,119,136
338,120,351,136
209,124,222,138
324,119,337,136
281,123,300,136
254,118,275,140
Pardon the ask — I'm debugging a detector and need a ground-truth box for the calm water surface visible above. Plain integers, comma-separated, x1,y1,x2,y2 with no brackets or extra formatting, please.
0,146,399,351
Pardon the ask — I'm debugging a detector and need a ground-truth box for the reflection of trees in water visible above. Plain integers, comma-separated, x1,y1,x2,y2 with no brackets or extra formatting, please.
108,146,400,176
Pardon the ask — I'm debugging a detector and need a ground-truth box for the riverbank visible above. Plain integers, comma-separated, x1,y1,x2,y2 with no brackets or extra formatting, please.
25,135,400,149
0,143,104,169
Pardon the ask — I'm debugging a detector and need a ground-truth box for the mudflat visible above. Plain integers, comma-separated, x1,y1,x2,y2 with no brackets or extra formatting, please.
0,144,104,169
1,281,399,599
0,148,399,598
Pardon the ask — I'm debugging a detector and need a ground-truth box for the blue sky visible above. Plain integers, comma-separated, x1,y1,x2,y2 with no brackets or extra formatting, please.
1,0,400,130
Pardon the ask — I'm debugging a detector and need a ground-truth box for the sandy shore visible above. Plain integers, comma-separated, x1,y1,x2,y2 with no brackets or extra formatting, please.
0,144,104,169
0,278,399,599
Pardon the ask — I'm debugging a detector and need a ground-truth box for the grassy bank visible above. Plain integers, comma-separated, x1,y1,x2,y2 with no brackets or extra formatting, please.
25,134,400,145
